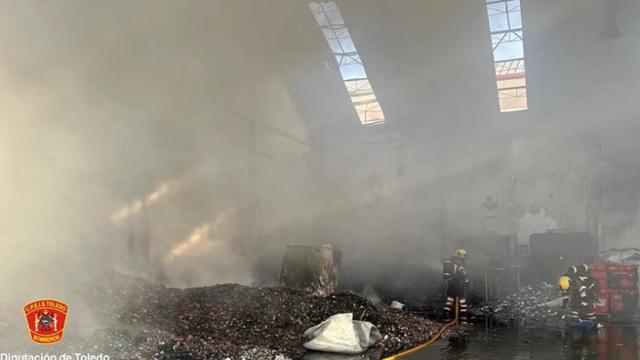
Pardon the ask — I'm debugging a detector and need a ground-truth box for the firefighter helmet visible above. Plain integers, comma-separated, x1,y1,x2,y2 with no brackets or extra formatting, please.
454,249,467,258
558,275,571,291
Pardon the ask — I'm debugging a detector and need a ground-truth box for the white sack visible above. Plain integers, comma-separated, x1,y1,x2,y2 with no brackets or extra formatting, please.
303,313,382,354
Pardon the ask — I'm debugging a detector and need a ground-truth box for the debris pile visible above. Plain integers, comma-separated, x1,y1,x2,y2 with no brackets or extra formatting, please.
73,272,450,359
473,282,562,326
601,247,640,265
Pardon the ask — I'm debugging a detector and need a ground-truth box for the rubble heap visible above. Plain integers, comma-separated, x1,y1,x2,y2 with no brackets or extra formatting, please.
601,247,640,265
473,282,562,326
74,272,450,359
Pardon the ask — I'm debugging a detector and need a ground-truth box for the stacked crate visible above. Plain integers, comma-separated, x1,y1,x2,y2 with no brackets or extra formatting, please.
592,263,638,315
591,263,610,313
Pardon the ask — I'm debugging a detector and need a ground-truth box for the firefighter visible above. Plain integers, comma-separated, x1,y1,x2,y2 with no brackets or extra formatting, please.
443,249,470,324
558,275,572,314
566,263,597,322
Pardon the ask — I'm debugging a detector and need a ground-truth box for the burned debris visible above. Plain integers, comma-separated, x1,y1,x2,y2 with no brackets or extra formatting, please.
473,282,561,326
71,272,452,359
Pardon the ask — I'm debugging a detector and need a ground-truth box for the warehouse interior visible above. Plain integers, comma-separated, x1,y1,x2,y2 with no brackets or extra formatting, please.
1,0,640,358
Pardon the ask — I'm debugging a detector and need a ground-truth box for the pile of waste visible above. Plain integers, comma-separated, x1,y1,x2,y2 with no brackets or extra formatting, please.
601,247,640,265
58,272,452,359
473,282,562,326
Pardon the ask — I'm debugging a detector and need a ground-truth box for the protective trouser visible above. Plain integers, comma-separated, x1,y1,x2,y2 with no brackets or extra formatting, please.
443,296,468,324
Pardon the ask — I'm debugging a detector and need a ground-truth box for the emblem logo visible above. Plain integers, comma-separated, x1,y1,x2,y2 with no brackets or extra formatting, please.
23,299,68,344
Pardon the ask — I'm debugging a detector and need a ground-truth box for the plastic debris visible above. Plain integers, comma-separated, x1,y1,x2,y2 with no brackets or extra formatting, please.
390,301,405,310
472,282,562,326
303,313,381,354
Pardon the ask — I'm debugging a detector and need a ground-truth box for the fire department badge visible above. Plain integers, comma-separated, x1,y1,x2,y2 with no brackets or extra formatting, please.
23,299,68,344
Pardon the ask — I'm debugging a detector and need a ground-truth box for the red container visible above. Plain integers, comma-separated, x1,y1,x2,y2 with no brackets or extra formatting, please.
609,271,638,289
620,289,638,312
592,270,607,280
597,278,609,290
608,264,624,272
591,269,609,290
591,262,639,315
595,288,610,313
610,290,624,313
592,263,609,272
619,278,637,290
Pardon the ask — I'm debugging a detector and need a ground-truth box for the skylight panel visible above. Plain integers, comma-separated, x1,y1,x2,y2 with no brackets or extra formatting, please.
309,1,385,126
485,0,528,112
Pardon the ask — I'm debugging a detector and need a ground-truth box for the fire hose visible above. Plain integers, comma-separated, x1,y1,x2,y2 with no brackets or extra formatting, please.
382,299,460,360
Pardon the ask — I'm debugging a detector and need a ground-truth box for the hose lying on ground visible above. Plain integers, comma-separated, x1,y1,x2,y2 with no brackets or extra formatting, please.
382,299,460,360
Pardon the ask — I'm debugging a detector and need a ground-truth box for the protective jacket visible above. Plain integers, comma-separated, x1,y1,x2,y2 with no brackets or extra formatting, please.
566,264,597,321
443,255,469,297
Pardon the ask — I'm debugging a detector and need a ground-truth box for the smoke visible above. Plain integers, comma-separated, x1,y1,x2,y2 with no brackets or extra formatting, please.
0,0,640,350
165,209,231,263
110,180,174,225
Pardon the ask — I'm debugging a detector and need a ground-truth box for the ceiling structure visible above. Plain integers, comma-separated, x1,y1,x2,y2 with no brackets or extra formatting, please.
261,0,640,143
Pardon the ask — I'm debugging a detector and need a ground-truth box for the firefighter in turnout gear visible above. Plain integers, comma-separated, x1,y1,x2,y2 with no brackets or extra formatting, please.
565,264,597,322
443,249,470,324
558,275,572,314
